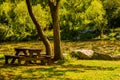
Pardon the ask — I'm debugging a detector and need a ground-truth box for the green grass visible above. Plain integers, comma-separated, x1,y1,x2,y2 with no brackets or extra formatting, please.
0,40,120,80
1,60,120,80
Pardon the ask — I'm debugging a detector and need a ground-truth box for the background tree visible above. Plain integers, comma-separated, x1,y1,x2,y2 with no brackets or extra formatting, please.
84,0,107,38
103,0,120,29
0,0,120,41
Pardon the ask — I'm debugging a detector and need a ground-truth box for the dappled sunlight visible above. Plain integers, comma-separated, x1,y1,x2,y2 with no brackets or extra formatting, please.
1,60,120,79
0,40,120,55
61,40,120,55
0,41,120,79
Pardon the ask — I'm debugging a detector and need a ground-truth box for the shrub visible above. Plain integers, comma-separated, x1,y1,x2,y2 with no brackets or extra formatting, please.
64,53,77,62
0,24,8,41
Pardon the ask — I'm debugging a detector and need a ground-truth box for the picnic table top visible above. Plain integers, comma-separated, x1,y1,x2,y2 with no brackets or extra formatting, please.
15,47,42,51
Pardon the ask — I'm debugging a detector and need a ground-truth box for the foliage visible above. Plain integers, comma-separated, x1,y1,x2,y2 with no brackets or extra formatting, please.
103,0,120,28
0,0,120,41
32,4,51,28
0,24,8,41
0,1,51,41
85,0,107,36
64,53,77,62
0,2,12,25
60,0,109,40
60,0,92,40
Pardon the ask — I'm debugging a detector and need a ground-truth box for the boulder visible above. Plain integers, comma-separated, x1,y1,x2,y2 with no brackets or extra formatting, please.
71,49,94,59
92,52,113,60
112,54,120,60
71,49,114,60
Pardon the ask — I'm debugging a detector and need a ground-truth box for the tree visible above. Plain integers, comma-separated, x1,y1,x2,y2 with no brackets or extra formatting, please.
103,0,120,28
48,0,63,60
85,0,107,38
26,0,63,60
26,0,52,56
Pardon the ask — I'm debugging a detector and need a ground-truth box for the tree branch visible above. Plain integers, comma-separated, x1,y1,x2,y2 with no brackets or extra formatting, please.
56,0,60,7
26,0,52,55
26,0,44,36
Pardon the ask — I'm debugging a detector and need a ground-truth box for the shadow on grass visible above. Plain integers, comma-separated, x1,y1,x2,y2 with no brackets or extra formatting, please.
62,64,118,71
20,66,85,79
0,66,77,80
0,57,4,60
0,61,118,80
0,62,18,69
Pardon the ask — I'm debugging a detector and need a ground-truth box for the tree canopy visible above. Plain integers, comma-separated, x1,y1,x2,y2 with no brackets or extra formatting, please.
0,0,120,41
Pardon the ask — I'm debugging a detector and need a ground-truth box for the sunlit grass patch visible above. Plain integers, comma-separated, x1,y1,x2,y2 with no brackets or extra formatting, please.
1,60,120,80
0,53,4,62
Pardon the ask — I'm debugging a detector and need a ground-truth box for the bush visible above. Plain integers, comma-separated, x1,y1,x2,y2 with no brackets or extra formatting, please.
61,29,99,41
107,30,120,41
0,24,8,41
70,51,81,59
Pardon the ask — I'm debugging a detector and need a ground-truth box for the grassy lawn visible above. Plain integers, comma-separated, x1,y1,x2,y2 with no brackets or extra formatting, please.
0,40,120,80
0,60,120,80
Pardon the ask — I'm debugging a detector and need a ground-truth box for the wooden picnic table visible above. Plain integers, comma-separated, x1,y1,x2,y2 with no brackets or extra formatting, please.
4,47,51,65
14,47,42,56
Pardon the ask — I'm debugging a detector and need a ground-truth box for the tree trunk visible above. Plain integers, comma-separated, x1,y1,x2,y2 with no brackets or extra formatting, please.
48,0,63,60
26,0,52,55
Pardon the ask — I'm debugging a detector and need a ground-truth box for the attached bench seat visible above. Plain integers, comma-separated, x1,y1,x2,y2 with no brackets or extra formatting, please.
4,55,26,65
4,55,52,65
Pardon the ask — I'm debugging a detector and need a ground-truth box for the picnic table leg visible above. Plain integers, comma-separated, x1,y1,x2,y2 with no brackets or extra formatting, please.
18,58,21,65
47,59,51,65
11,51,19,64
41,60,45,65
11,58,16,64
5,56,9,64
